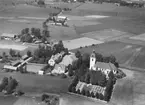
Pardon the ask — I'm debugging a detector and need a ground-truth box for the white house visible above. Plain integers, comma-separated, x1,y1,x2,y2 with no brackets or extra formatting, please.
48,51,65,66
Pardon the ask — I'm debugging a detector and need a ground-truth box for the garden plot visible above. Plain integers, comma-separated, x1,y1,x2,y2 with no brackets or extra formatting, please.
0,44,27,51
63,37,104,50
130,33,145,41
81,29,131,42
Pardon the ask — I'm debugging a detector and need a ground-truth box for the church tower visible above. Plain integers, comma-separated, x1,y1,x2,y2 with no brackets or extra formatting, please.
89,50,96,70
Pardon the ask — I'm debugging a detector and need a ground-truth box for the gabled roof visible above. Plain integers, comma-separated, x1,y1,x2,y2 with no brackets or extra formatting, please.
1,33,16,38
60,54,78,66
94,62,117,71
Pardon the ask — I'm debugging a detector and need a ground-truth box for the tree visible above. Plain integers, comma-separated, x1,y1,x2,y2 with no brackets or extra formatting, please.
72,86,76,93
114,62,119,68
68,84,73,92
38,0,45,5
9,49,16,57
99,93,104,100
68,64,74,76
77,63,87,78
75,50,82,58
109,55,116,64
71,76,79,87
24,34,33,43
95,92,99,99
85,72,90,84
96,53,103,62
103,56,110,63
42,30,50,38
27,50,32,57
2,52,7,63
0,77,8,92
5,77,18,94
41,36,47,43
17,52,21,57
31,27,35,35
104,77,114,102
82,53,90,67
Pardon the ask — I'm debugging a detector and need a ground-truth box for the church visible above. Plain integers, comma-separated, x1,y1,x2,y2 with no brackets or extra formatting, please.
89,50,117,78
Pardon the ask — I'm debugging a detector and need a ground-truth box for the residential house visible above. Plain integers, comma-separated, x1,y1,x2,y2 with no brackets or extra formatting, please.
48,51,65,66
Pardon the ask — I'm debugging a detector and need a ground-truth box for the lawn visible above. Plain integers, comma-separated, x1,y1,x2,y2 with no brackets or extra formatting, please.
0,72,70,94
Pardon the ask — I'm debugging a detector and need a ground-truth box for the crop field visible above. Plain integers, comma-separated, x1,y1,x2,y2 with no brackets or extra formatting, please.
81,29,132,42
63,37,104,50
130,33,145,41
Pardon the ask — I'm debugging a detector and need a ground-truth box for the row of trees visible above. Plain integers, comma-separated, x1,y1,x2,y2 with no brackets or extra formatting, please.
20,26,50,43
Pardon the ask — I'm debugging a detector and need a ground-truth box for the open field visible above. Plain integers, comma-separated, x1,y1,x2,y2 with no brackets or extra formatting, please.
0,44,27,51
0,72,70,94
63,37,104,50
81,29,132,42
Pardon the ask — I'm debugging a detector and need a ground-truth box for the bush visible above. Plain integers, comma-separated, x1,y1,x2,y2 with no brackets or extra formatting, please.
91,92,95,98
72,86,76,93
68,84,73,92
95,92,99,99
27,50,32,57
99,93,104,100
60,74,67,79
77,89,81,94
81,89,85,96
41,94,49,101
86,91,90,97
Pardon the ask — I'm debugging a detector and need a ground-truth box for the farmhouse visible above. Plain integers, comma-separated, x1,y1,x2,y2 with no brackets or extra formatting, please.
3,56,33,72
89,50,117,78
48,51,65,66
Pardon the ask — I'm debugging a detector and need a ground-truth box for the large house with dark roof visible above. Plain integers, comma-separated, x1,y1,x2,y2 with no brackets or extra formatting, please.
89,50,117,78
